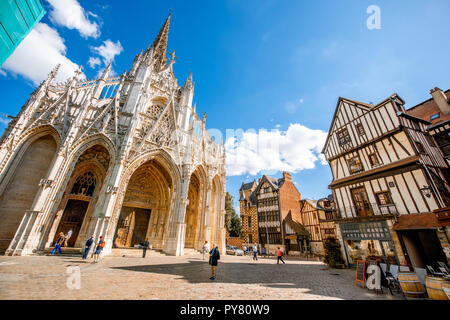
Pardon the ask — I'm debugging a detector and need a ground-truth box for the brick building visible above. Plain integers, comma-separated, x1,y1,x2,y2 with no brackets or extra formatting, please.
239,180,258,247
255,172,307,255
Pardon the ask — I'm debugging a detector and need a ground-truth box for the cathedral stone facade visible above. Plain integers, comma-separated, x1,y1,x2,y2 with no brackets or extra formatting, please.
0,15,227,257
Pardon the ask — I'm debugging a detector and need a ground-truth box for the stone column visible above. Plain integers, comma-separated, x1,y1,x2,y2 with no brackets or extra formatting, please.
163,165,190,256
218,176,227,254
164,198,188,256
87,155,126,256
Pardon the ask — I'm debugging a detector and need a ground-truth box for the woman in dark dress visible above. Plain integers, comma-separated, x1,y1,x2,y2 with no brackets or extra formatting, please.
209,244,220,280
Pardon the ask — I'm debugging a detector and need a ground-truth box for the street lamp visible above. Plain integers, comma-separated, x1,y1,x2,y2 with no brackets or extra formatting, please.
420,185,432,198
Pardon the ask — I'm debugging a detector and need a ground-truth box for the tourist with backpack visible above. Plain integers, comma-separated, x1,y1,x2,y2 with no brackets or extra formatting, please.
93,236,105,263
51,232,65,255
209,244,220,280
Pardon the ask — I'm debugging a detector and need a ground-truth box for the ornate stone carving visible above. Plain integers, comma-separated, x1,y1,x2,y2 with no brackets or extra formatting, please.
0,14,226,257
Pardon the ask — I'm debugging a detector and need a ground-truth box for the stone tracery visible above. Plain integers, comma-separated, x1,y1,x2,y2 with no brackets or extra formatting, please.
0,14,226,257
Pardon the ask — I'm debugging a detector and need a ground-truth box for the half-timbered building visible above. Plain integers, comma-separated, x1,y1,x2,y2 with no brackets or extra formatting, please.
322,93,450,268
299,197,337,255
406,87,450,167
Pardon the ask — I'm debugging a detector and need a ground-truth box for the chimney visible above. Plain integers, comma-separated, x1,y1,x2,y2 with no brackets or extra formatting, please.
282,171,292,181
430,87,450,115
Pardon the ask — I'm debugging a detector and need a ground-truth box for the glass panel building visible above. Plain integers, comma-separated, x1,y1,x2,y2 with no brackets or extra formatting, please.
0,0,46,66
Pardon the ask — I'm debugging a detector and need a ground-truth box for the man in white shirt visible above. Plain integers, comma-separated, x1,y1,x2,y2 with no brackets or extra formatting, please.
202,241,210,260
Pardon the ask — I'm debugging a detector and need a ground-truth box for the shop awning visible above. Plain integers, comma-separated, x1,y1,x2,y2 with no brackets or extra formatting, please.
284,220,310,237
393,213,442,231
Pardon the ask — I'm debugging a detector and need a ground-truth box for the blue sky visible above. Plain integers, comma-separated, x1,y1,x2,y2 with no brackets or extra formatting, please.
1,0,450,214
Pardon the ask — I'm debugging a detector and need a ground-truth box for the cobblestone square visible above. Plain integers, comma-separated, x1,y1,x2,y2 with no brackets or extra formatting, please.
0,253,401,300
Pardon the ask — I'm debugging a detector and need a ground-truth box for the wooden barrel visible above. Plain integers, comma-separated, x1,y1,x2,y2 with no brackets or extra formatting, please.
398,272,426,299
426,276,449,300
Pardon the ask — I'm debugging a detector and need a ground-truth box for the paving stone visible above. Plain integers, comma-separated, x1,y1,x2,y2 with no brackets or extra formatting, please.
0,254,401,300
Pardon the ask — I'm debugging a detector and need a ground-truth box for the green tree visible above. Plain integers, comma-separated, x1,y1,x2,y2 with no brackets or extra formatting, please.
323,237,345,268
225,192,242,237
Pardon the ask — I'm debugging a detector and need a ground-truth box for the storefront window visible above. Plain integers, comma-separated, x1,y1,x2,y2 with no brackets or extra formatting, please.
341,221,398,265
345,239,384,264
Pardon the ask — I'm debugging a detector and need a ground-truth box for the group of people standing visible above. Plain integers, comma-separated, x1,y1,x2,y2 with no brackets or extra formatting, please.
242,244,286,264
51,235,285,280
82,235,105,263
51,232,105,263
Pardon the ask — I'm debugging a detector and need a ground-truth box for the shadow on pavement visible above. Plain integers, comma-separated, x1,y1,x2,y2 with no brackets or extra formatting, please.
110,259,390,299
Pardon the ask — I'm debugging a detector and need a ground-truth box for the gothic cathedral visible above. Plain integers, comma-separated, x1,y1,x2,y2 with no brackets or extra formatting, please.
0,14,226,257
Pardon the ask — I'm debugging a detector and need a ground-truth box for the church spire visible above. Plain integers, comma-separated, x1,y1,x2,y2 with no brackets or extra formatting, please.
150,13,171,71
100,62,112,79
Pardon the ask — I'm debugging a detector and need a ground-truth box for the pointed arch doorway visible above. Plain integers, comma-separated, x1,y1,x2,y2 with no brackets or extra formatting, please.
0,133,57,253
113,159,173,249
50,144,111,247
53,171,96,247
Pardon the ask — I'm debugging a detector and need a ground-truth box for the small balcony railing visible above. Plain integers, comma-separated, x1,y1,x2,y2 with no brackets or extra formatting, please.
336,202,399,219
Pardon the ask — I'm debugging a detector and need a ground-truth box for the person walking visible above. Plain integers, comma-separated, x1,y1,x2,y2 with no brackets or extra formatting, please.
82,235,94,260
209,244,220,280
142,238,149,258
202,241,209,260
63,229,73,247
93,236,105,263
253,243,258,261
51,232,64,255
277,247,286,264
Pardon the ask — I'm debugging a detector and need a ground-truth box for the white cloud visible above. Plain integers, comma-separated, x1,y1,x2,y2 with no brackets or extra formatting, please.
225,124,327,176
46,0,100,38
91,39,123,65
88,56,101,68
1,23,83,85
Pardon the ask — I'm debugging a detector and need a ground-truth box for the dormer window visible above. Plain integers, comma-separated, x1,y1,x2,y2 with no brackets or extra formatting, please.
430,113,440,121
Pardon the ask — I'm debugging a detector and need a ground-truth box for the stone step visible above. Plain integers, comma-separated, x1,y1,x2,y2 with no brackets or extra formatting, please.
110,248,166,258
40,247,83,256
183,248,200,255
